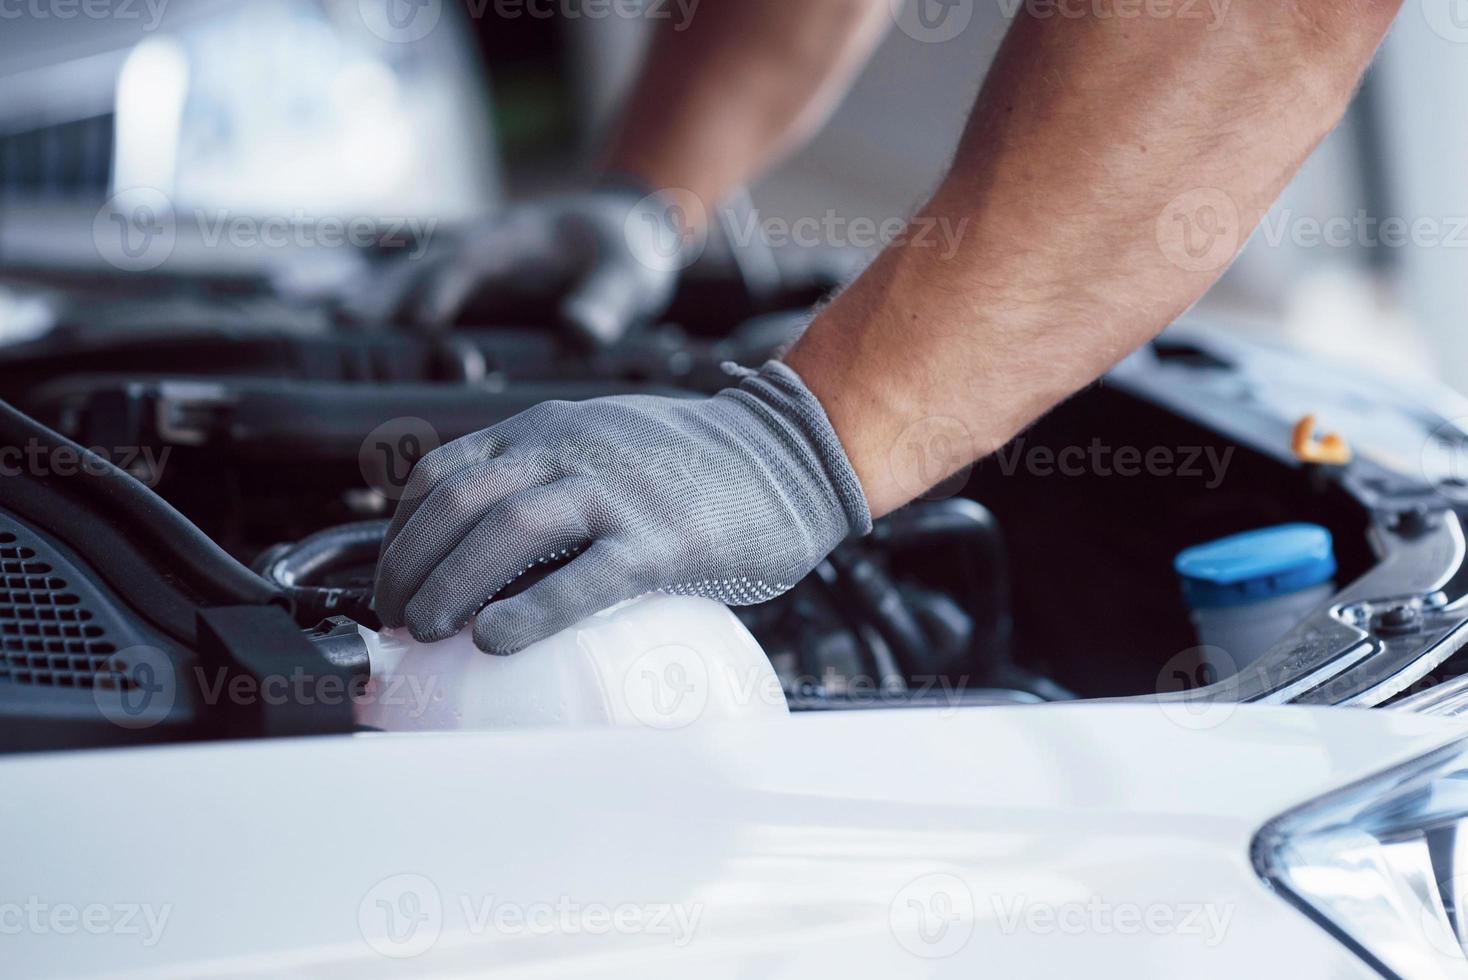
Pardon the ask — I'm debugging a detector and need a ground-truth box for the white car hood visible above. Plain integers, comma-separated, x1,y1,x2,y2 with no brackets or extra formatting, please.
5,703,1466,978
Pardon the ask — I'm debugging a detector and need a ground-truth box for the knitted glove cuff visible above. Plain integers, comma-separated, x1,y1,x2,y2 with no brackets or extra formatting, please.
731,360,874,540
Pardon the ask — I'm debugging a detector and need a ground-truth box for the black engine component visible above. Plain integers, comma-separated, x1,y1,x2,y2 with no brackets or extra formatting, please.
0,402,360,753
7,274,1457,748
254,521,387,629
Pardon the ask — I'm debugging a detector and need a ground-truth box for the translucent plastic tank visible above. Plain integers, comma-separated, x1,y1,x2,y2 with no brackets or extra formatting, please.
355,594,788,732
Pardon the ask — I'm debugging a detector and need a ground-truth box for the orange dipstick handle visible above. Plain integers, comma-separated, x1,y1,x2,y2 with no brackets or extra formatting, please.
1292,414,1352,466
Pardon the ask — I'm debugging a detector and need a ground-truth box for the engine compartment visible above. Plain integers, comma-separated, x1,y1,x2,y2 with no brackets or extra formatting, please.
2,260,1467,751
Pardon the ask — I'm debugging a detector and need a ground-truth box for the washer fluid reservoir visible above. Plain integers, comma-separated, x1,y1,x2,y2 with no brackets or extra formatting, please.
355,594,788,732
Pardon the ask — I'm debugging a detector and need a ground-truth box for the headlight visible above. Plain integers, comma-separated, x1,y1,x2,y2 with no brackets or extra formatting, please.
1255,739,1468,979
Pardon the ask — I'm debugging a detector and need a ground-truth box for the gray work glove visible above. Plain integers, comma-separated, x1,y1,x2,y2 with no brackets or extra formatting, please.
374,362,872,654
354,183,696,347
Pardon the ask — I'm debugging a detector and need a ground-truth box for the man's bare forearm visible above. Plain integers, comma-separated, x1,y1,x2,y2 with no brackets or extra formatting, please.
787,0,1403,517
603,0,891,222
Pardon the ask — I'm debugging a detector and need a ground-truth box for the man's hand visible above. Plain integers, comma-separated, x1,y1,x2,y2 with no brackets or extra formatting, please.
365,185,691,346
373,363,871,654
374,0,1407,650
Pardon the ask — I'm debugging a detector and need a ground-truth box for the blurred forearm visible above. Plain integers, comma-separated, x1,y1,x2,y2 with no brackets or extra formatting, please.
603,0,892,223
788,0,1403,517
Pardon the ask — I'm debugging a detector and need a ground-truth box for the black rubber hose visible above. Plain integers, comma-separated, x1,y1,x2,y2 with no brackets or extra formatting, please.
255,521,388,628
0,399,285,642
823,549,928,684
871,498,1013,666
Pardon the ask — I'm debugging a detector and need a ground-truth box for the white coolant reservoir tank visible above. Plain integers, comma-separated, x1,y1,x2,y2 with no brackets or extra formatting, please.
355,594,788,732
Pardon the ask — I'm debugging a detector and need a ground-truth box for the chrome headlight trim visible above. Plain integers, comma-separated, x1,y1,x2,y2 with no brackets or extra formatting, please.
1253,737,1468,980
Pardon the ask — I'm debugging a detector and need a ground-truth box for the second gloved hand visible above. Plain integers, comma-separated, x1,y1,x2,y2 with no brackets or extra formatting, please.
358,183,698,347
373,362,872,654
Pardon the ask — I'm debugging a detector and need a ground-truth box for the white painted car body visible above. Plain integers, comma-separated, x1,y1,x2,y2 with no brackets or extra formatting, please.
5,704,1467,978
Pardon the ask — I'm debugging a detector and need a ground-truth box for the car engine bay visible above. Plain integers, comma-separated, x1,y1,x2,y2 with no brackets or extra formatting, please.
2,252,1468,753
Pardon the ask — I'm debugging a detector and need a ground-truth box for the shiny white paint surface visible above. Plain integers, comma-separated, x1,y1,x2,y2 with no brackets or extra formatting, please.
5,704,1465,978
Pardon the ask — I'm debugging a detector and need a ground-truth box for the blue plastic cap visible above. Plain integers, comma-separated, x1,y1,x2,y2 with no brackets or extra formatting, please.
1175,523,1337,610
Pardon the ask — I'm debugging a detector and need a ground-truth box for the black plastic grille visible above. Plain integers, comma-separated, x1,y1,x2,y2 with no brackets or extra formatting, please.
0,531,120,688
